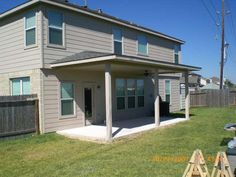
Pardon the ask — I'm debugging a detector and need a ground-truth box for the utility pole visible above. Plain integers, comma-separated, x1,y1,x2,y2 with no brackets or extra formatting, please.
220,0,225,89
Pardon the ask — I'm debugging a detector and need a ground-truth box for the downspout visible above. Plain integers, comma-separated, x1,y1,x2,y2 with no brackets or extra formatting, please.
39,6,45,133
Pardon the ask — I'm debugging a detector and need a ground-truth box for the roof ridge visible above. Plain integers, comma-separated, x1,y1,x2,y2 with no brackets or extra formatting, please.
0,0,184,44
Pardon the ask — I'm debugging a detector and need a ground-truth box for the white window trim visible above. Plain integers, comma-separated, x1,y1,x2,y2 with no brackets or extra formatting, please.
164,79,172,105
174,45,180,64
10,77,30,96
47,9,65,49
115,78,126,110
115,78,145,111
136,79,145,108
127,79,136,109
137,35,149,56
59,81,76,119
24,11,38,49
112,27,124,55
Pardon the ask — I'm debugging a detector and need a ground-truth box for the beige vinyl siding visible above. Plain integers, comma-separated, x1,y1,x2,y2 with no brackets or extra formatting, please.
41,69,180,133
159,77,180,112
41,5,181,67
0,69,41,96
123,28,177,63
42,7,113,67
149,37,175,63
0,8,42,74
0,69,44,133
41,69,106,133
170,78,180,111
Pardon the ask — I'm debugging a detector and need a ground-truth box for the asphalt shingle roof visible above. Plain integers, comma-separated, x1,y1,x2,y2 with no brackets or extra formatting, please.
0,0,184,44
51,51,201,73
51,51,113,64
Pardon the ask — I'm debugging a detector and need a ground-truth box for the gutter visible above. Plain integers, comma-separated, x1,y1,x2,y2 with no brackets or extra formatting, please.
50,54,201,72
0,0,40,18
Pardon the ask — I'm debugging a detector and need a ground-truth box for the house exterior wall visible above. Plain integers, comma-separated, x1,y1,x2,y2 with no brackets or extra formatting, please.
41,69,104,132
41,5,181,68
0,69,44,132
42,69,180,133
0,69,41,96
0,6,45,132
0,1,182,133
0,6,42,74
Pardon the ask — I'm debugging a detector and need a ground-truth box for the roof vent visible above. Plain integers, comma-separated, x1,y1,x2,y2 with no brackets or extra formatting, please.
97,9,103,13
82,0,88,8
55,0,69,3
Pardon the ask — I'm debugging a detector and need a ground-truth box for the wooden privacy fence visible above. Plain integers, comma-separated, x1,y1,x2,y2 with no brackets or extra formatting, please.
190,89,236,107
0,94,39,138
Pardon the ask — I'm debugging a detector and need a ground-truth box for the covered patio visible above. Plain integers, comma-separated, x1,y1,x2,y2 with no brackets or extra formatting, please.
51,51,200,142
57,116,187,142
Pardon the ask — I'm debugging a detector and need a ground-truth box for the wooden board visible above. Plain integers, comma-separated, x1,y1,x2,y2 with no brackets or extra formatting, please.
211,152,234,177
183,149,210,177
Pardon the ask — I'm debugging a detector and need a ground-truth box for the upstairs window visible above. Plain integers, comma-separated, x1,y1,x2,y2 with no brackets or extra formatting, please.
25,11,36,46
165,80,171,103
174,45,180,64
48,11,63,46
113,28,123,55
11,77,30,96
138,35,148,55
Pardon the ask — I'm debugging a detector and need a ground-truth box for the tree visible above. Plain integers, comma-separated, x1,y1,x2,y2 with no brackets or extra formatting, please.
224,79,235,89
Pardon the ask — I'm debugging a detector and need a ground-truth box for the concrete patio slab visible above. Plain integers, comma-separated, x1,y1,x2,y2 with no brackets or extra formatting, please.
57,117,187,142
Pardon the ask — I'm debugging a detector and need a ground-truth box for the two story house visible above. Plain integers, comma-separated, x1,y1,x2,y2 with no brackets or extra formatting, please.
0,0,200,141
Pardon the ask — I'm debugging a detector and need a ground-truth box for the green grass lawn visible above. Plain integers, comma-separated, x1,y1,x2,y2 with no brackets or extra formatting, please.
0,107,236,177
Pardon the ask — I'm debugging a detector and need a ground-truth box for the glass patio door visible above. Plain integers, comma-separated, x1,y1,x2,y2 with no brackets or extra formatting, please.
84,85,95,125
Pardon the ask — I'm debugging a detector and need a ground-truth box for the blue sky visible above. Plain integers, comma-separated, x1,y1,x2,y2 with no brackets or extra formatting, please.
1,0,236,82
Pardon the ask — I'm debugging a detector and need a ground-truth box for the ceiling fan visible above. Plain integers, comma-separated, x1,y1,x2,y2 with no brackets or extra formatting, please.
136,70,154,77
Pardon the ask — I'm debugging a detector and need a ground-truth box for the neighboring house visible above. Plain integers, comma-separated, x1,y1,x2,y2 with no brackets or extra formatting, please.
200,77,207,87
180,72,201,91
209,76,227,87
0,0,200,140
180,72,202,110
200,82,220,90
209,76,220,85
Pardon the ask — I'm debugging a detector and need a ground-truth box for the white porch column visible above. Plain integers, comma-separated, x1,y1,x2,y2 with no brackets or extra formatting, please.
154,69,160,126
185,71,190,120
105,63,112,142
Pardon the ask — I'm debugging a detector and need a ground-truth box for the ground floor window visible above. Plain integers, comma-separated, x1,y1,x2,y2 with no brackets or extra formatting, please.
165,80,171,103
127,79,136,108
116,78,144,110
116,79,125,110
60,82,75,116
137,79,144,107
11,77,30,96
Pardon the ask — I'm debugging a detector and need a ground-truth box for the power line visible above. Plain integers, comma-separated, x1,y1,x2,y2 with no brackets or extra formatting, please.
224,0,236,68
200,0,235,86
225,33,236,61
209,0,221,23
200,0,219,26
225,0,236,46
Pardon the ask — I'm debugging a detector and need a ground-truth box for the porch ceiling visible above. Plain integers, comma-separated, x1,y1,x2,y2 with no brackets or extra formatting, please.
52,63,185,75
51,51,201,74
